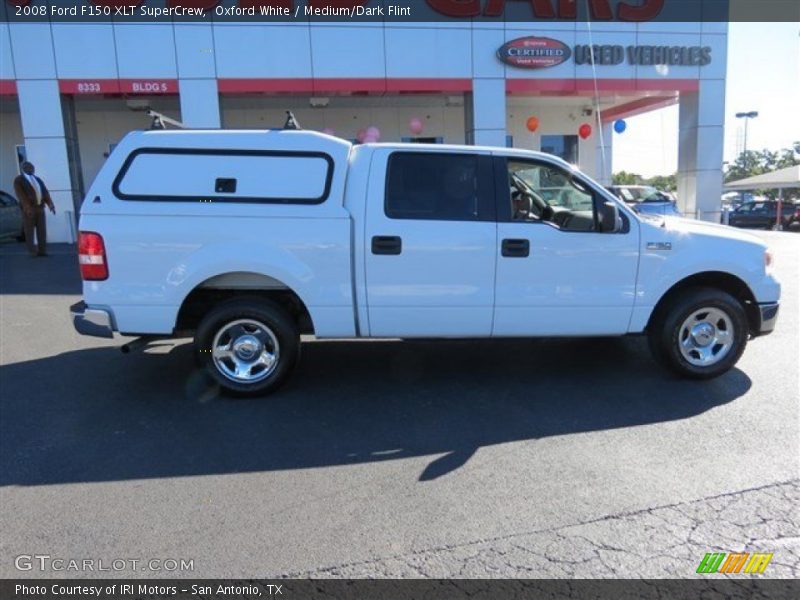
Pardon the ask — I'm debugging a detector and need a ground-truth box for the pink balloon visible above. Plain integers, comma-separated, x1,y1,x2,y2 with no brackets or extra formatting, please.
409,117,424,135
322,127,335,136
356,128,367,143
366,126,381,142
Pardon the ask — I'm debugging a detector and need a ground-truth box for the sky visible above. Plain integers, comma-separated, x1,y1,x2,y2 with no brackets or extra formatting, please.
612,22,800,178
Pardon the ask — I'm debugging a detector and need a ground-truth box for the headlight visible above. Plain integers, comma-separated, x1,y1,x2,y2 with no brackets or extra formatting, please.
765,248,774,271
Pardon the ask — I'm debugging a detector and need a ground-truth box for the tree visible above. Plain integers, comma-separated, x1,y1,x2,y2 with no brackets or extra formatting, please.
612,171,676,192
612,171,643,185
724,143,800,200
646,173,677,192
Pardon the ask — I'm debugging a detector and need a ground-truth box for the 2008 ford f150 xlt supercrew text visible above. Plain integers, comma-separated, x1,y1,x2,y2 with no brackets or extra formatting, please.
71,127,781,396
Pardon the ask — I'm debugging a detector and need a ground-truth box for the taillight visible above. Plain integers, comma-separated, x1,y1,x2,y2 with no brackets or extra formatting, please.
795,208,800,219
78,231,108,281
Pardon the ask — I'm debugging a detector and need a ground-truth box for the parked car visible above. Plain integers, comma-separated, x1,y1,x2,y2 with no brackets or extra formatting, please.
0,190,23,240
721,191,755,211
71,127,781,396
727,200,799,230
787,204,800,231
606,185,682,217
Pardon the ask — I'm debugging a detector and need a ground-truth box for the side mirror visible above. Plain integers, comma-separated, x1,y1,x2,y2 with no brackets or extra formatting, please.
599,201,622,233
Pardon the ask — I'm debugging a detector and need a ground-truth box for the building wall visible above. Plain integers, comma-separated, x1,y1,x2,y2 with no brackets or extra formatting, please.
65,97,609,192
73,96,181,188
1,19,728,240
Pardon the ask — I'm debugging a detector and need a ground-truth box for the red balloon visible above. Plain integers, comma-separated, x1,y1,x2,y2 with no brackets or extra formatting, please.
526,116,539,133
578,123,592,139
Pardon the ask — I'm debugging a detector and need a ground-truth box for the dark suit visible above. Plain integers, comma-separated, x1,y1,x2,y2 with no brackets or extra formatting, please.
13,173,54,256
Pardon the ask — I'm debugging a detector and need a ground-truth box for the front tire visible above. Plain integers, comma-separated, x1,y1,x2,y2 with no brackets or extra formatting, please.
648,287,748,379
195,298,300,397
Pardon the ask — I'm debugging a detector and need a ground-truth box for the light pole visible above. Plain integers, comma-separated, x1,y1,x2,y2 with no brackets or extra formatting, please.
735,111,759,155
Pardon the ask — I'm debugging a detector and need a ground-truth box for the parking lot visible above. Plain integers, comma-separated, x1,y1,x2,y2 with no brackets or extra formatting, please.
0,231,797,579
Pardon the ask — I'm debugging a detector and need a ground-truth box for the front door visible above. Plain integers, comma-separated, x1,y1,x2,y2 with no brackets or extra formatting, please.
364,149,497,337
492,156,640,336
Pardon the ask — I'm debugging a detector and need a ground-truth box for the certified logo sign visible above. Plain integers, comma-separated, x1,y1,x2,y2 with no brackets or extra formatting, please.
497,36,571,69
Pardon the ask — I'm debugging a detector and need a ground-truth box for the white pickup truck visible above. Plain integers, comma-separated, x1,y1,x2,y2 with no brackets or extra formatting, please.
71,125,780,396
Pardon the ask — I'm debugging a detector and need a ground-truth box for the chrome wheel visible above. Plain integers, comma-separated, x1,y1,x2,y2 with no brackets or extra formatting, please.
211,319,280,383
677,307,735,367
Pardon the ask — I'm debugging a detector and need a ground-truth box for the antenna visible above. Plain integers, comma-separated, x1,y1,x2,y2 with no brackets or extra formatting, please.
147,110,185,130
283,111,301,130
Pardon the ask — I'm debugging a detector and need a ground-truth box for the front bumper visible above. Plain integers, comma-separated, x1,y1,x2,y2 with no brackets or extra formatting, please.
70,301,114,338
755,302,780,337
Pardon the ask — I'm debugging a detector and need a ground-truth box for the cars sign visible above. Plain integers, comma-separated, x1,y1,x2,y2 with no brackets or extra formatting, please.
497,37,571,69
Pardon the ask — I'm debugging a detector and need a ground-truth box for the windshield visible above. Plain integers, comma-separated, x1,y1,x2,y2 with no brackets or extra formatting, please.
512,164,594,211
618,186,667,203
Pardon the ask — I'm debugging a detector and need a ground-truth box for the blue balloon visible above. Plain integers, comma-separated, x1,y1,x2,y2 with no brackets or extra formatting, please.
614,119,627,134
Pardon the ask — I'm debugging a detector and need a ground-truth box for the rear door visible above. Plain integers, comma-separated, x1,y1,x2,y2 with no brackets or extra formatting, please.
363,148,497,337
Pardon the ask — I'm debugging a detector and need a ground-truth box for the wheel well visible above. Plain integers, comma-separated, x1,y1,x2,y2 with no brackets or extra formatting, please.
647,271,760,334
175,275,314,335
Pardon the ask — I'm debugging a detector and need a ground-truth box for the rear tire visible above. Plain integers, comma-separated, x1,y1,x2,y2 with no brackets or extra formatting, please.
648,287,748,379
195,298,300,397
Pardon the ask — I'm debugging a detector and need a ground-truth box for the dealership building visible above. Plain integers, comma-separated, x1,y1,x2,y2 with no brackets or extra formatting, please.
0,7,728,242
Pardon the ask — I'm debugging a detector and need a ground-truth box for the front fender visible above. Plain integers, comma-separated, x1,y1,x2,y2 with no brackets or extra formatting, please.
629,221,777,332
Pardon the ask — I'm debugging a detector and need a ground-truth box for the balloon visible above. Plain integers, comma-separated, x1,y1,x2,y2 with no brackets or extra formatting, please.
578,123,592,139
526,116,539,132
356,128,367,143
409,117,424,135
613,119,627,134
365,126,381,142
322,127,335,136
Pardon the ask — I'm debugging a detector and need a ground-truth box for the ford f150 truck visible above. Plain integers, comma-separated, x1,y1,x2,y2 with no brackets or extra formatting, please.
71,127,781,396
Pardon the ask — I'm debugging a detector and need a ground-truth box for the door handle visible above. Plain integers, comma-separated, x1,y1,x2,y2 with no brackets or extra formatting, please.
501,238,530,258
371,235,402,255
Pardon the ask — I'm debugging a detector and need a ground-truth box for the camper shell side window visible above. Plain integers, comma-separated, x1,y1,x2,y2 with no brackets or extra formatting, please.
112,148,334,204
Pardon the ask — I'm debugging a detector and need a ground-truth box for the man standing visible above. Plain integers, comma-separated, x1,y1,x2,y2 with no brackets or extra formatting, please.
13,161,56,257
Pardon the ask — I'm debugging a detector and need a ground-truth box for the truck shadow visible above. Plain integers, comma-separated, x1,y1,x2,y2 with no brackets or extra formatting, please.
0,337,751,486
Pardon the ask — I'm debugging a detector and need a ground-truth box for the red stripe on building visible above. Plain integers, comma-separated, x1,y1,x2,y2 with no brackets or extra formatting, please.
386,78,472,93
635,79,699,92
507,78,699,95
217,78,472,95
118,79,178,94
506,79,577,94
58,79,178,95
217,79,315,94
59,80,121,95
0,80,17,95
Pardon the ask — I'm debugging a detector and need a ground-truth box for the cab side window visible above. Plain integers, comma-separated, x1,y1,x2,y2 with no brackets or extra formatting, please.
507,160,597,232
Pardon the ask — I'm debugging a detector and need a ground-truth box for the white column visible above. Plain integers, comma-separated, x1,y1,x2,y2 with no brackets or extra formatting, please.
175,24,220,129
677,82,725,222
466,79,506,147
16,80,77,243
595,122,613,185
179,79,221,128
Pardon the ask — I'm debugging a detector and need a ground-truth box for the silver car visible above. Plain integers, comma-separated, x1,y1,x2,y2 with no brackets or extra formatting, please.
0,190,23,240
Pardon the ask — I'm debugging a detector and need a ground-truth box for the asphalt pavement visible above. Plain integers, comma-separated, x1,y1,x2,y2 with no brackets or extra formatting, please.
0,231,797,578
